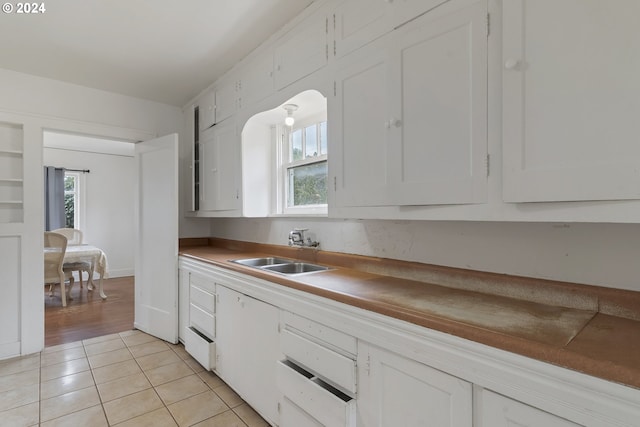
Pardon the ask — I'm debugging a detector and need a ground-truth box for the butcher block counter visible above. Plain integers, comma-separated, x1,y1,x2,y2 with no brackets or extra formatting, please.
179,237,640,390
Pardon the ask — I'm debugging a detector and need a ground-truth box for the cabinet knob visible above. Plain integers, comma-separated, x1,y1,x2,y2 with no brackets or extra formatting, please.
385,118,402,128
504,59,521,70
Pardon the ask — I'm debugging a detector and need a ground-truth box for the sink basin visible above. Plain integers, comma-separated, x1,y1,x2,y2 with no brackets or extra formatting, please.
230,257,331,276
262,262,330,275
231,257,295,267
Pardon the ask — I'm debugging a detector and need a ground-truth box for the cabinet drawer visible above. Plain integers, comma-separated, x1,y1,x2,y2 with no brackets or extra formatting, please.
282,311,356,356
280,397,323,427
281,329,356,394
276,360,356,427
184,327,216,371
190,273,215,294
190,303,216,340
190,284,216,313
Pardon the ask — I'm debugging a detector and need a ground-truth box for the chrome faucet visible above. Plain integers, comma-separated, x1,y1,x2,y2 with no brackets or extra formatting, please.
288,228,319,248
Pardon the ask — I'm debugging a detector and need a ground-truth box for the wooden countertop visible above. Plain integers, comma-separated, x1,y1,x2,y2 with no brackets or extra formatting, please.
179,238,640,390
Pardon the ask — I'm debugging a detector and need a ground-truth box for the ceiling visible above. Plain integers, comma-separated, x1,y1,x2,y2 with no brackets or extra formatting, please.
0,0,314,107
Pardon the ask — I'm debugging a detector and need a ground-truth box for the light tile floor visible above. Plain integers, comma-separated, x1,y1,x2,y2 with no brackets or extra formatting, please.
0,330,269,426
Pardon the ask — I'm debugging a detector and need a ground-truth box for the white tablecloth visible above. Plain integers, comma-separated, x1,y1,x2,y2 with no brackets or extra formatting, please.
45,244,109,299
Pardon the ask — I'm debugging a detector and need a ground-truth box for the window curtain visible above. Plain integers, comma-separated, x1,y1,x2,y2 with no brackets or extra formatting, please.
44,166,65,231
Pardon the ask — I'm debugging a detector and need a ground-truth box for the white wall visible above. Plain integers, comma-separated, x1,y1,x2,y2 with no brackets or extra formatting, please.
43,145,135,278
209,217,640,292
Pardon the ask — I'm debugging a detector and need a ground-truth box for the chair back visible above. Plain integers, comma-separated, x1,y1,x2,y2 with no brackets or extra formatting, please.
44,231,68,283
51,228,83,245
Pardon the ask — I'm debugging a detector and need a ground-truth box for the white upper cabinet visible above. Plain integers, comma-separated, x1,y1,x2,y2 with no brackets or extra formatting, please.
331,0,488,208
332,37,393,207
331,0,453,60
199,119,240,212
239,49,274,109
213,78,238,124
197,79,238,132
389,0,487,205
274,7,328,90
332,0,393,59
198,89,216,131
393,0,452,27
502,0,640,203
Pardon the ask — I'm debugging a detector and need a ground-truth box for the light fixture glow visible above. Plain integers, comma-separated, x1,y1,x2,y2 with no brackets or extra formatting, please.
283,104,298,127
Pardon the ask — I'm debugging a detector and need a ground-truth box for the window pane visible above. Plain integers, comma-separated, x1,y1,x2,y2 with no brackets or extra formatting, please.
64,193,75,228
64,174,77,228
288,161,328,206
291,129,303,161
64,175,75,191
304,125,317,157
319,121,327,155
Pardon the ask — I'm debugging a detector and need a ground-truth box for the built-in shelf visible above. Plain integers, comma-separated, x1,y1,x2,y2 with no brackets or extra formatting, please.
0,122,24,223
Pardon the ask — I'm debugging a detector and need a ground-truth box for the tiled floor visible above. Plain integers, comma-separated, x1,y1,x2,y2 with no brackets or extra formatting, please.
0,330,269,426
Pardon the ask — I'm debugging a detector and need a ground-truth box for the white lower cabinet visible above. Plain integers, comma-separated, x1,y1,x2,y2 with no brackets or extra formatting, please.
480,390,582,427
280,396,324,427
215,284,280,425
184,272,217,370
177,268,189,342
179,258,640,427
278,311,358,427
357,341,472,427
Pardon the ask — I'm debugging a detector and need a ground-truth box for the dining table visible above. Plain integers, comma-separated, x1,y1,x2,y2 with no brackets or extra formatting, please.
45,244,109,301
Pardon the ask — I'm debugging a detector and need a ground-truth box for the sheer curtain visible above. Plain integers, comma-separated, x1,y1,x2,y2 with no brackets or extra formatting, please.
44,166,65,231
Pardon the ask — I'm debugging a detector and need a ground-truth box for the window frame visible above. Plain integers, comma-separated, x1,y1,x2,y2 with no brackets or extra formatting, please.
275,113,328,216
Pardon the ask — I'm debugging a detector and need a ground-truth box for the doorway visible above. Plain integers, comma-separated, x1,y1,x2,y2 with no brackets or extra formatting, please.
43,130,137,346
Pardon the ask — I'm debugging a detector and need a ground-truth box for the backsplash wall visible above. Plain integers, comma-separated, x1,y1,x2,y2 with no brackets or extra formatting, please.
208,218,640,292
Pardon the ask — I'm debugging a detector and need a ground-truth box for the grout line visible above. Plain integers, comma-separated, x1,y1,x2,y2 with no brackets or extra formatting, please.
31,332,264,427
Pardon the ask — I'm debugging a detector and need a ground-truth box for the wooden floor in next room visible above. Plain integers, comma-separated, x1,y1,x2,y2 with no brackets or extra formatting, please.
45,276,135,347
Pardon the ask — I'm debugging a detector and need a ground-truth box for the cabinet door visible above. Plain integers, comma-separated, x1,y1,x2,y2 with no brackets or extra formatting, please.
240,50,274,108
215,285,280,424
333,0,392,59
480,390,582,427
357,342,472,427
178,268,189,342
214,79,237,124
199,120,240,212
198,89,216,131
502,0,640,202
393,0,451,27
331,36,393,207
274,8,328,90
388,0,488,205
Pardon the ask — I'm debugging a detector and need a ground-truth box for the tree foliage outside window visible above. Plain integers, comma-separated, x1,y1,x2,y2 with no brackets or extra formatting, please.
64,173,79,228
285,121,328,209
289,162,327,206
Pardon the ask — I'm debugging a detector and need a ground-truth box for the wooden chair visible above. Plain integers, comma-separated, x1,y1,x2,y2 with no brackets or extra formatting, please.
51,228,92,289
44,231,75,307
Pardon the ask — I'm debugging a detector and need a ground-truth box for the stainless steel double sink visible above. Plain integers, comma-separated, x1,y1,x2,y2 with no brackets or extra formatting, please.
231,257,331,276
